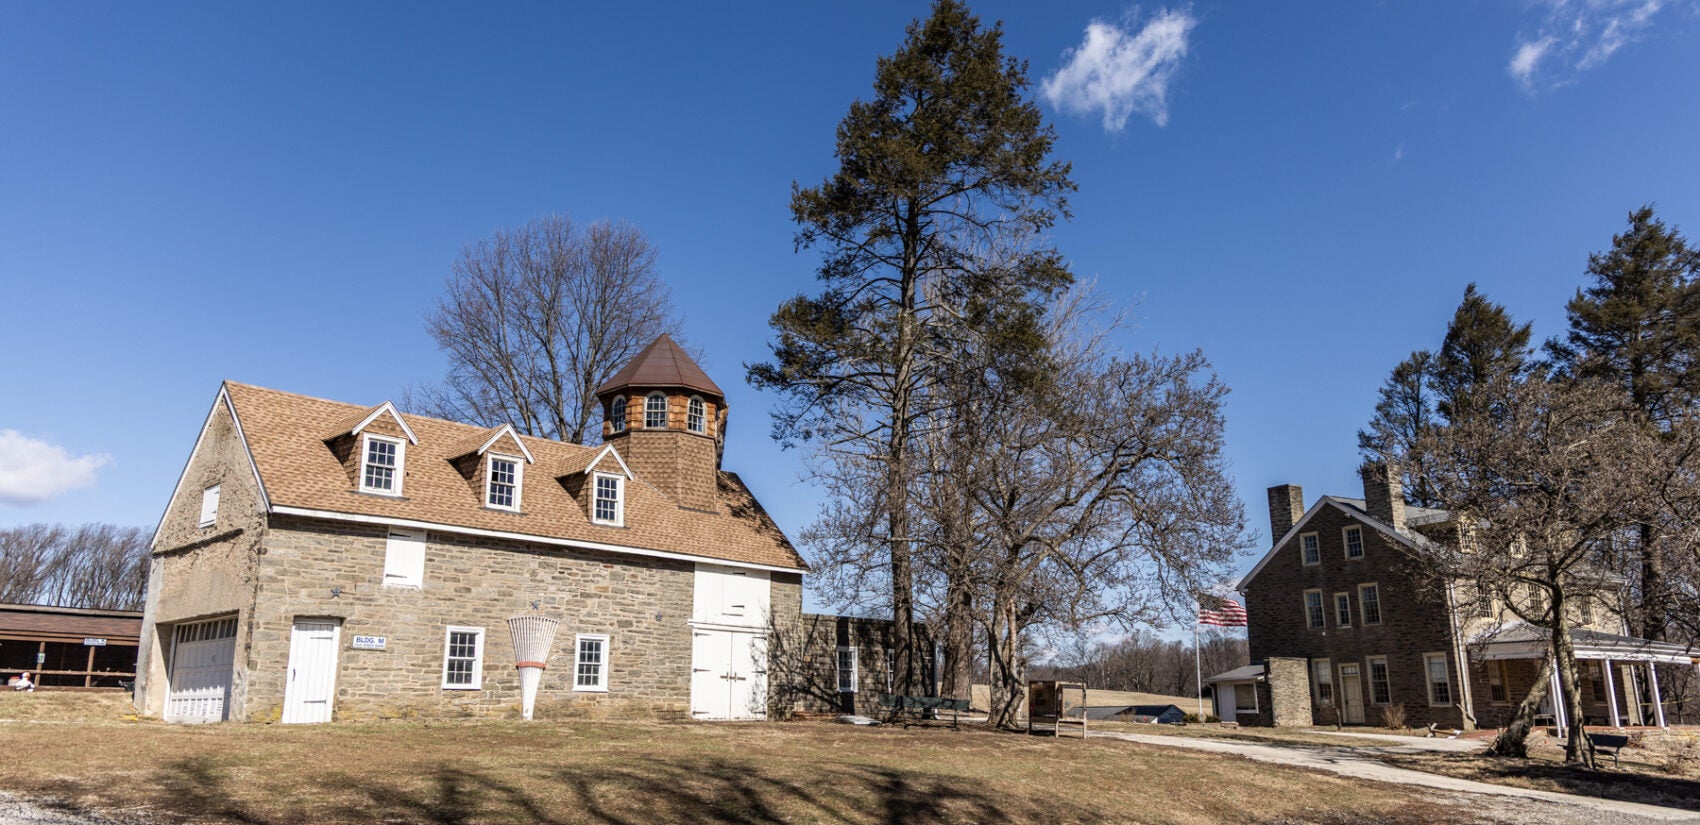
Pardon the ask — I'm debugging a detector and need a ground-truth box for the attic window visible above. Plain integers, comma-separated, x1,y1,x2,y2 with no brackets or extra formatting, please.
360,435,404,495
610,396,627,433
486,456,521,511
687,396,706,434
1343,525,1364,559
645,393,668,429
199,485,221,528
593,473,624,526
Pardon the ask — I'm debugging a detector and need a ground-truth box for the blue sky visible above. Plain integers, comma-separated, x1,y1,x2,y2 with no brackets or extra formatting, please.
3,2,1698,611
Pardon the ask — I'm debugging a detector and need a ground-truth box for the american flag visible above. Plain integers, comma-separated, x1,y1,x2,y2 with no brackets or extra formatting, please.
1198,597,1248,628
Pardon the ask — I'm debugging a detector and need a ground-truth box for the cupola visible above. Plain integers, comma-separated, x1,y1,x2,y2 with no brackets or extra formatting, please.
595,334,726,511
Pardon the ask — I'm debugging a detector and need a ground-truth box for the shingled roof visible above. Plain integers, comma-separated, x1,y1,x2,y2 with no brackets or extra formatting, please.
595,334,723,397
218,382,802,571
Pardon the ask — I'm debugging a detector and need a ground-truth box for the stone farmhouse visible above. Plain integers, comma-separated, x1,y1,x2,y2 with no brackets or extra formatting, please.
1237,462,1696,731
135,336,909,723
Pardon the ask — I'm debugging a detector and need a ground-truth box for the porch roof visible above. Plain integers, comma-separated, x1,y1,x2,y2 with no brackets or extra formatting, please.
1473,623,1697,664
1203,664,1266,683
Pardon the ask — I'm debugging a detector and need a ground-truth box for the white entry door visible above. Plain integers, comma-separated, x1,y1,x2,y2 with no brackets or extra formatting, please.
165,616,238,723
1339,664,1365,725
690,629,767,720
281,619,341,724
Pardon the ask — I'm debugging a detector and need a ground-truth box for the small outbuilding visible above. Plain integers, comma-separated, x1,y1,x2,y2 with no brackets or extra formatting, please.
0,603,142,689
1204,664,1266,724
1084,703,1188,724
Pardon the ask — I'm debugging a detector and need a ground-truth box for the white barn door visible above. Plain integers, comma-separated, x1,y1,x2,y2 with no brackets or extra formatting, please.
690,629,767,721
165,616,238,723
281,619,341,724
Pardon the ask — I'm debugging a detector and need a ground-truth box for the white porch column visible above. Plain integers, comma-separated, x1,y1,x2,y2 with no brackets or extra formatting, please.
1601,658,1620,728
1624,664,1645,725
1549,660,1567,737
1648,663,1667,729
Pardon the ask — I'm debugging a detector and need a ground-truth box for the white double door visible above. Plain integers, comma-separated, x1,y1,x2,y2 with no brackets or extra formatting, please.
691,628,767,720
281,619,341,724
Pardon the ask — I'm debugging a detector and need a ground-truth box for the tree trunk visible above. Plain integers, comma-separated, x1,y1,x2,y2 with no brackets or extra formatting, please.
986,592,1025,729
1551,608,1597,768
941,548,975,700
1490,657,1552,758
1640,522,1667,642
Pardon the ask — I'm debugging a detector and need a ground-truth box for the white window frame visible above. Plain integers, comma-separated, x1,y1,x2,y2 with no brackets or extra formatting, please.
884,648,896,694
1359,582,1382,626
609,395,627,433
1367,655,1391,705
359,434,406,496
1343,525,1364,559
441,626,485,690
1313,658,1334,707
1303,589,1325,629
1299,532,1320,566
1423,652,1452,707
1334,592,1352,628
687,396,707,434
574,633,610,692
837,646,858,693
382,528,426,589
198,484,221,528
484,454,523,512
592,472,625,526
645,392,668,429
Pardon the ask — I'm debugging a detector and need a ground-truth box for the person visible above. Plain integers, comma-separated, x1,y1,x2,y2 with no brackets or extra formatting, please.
8,671,35,692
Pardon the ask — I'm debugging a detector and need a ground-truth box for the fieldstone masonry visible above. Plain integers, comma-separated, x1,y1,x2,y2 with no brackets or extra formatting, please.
1260,657,1314,727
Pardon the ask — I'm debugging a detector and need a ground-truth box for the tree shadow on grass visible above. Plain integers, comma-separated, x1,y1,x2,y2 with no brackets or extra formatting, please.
121,752,1107,825
1381,752,1700,812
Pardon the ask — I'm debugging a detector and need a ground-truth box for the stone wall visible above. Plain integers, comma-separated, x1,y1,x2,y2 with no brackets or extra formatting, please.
1245,501,1467,729
243,515,698,721
1261,657,1315,727
768,613,934,717
136,395,267,718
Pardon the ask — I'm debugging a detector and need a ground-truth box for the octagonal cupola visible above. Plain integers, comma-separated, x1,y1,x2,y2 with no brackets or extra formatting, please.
595,334,726,511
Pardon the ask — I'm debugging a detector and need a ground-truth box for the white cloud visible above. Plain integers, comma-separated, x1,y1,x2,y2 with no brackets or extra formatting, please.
1041,7,1197,131
0,430,110,505
1508,0,1670,93
1393,145,1405,162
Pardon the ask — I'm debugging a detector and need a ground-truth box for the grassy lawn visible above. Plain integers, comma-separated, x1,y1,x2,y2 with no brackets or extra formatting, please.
1378,746,1700,813
0,694,1487,825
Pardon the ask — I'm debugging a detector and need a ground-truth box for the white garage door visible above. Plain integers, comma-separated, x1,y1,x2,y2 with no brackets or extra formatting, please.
166,616,238,724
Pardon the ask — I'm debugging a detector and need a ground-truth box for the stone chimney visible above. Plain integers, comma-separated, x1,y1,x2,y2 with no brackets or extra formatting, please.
1267,484,1305,542
1360,461,1406,533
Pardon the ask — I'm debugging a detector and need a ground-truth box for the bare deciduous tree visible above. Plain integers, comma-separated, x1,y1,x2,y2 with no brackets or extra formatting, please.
0,523,150,610
415,215,685,444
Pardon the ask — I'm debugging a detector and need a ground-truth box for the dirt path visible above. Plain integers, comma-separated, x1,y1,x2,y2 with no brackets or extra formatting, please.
1094,730,1700,825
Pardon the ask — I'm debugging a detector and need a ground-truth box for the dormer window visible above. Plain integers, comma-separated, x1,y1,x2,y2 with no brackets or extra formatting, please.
610,396,627,433
486,455,521,511
645,393,668,429
687,396,706,434
361,435,404,495
593,473,624,526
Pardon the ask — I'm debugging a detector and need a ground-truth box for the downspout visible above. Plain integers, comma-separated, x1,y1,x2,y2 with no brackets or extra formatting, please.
1444,577,1477,730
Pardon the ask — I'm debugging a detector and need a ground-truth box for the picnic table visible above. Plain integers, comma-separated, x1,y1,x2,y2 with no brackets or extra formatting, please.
878,693,969,729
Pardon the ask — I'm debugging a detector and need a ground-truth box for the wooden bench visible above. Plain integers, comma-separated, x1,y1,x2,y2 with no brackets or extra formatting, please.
1586,732,1629,768
878,694,969,730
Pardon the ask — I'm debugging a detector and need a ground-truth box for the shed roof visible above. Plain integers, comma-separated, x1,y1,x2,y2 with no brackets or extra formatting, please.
0,603,143,642
1204,665,1266,683
595,335,723,397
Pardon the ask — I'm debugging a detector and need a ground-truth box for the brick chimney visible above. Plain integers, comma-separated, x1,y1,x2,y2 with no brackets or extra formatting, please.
1267,484,1305,542
1360,461,1406,533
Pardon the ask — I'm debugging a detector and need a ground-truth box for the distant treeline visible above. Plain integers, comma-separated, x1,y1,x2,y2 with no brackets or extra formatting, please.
1029,629,1248,697
0,523,151,611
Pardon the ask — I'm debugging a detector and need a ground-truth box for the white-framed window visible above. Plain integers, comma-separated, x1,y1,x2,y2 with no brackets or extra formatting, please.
360,434,405,495
1234,683,1257,712
609,396,627,433
1576,595,1594,626
1359,583,1382,626
1584,661,1606,701
1313,659,1334,707
1487,660,1507,702
1343,525,1364,559
592,473,624,526
645,392,668,429
485,455,521,511
1300,532,1320,566
198,485,221,528
1424,653,1452,706
1334,592,1352,627
1367,656,1391,704
1304,589,1325,629
837,646,858,693
382,528,426,589
574,633,609,692
441,626,484,690
687,396,706,434
884,649,896,693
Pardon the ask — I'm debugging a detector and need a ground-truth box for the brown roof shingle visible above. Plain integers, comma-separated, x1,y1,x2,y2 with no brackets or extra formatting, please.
223,382,803,570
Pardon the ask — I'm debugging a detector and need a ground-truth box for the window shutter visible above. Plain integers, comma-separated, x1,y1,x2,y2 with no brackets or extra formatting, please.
199,485,221,527
383,529,426,588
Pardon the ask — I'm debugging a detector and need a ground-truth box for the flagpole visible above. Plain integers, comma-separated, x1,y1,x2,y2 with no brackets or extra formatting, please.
1194,621,1205,720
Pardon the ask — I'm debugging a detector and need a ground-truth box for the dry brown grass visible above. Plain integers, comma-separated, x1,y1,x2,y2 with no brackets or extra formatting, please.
0,695,1491,825
1379,749,1700,813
